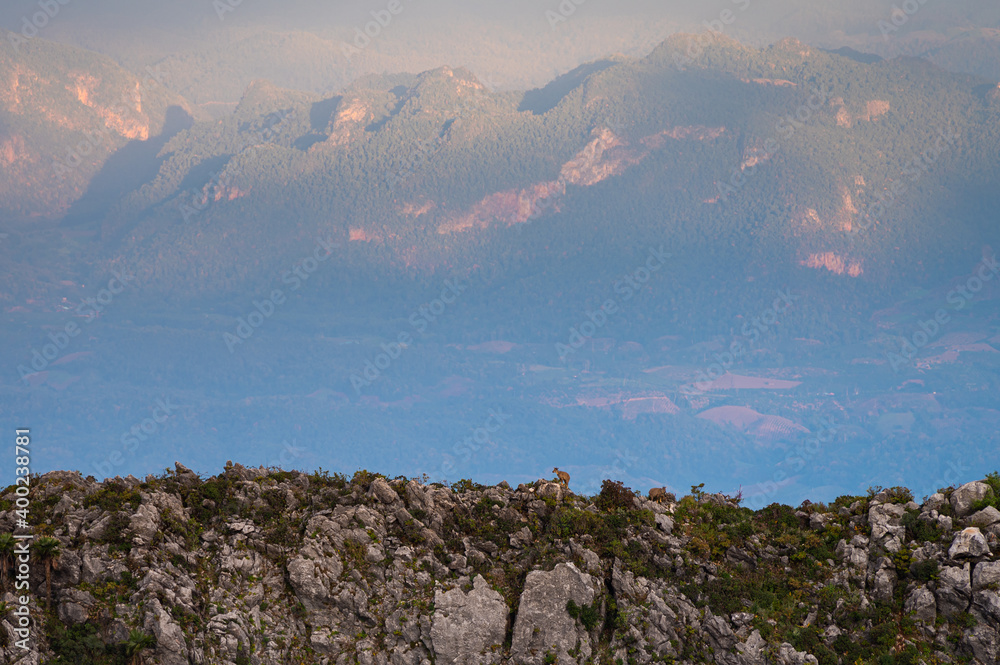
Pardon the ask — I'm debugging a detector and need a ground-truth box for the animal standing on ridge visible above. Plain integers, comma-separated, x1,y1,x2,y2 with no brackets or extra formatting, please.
648,487,669,502
553,467,570,487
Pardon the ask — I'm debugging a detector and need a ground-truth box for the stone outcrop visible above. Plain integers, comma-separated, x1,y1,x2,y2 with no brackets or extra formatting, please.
432,575,507,664
511,562,601,664
1,468,999,665
951,481,994,517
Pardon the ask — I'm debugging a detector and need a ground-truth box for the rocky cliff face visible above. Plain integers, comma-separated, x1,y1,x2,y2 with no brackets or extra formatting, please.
2,465,999,665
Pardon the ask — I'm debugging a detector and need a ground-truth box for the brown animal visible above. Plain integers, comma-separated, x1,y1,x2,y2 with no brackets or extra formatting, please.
648,487,668,502
552,467,570,486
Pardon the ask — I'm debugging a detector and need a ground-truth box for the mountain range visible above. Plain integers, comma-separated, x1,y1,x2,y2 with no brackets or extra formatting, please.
1,29,999,505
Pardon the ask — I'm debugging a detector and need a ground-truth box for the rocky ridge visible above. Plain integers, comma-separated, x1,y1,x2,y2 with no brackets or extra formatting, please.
1,465,1000,665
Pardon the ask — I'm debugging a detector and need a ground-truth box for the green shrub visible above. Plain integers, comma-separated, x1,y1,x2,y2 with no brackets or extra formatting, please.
567,599,601,631
901,510,941,543
343,539,370,572
351,469,381,489
264,516,303,547
46,622,118,664
579,602,601,631
452,479,485,493
867,486,913,504
953,612,978,629
162,510,203,550
595,480,637,512
310,468,349,490
188,477,241,523
753,503,799,536
96,512,134,554
83,481,141,512
831,495,865,512
685,566,792,614
886,486,914,504
984,471,1000,496
831,633,868,663
788,625,838,665
911,558,940,583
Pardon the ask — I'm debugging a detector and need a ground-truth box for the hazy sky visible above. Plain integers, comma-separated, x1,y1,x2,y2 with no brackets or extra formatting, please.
4,0,996,57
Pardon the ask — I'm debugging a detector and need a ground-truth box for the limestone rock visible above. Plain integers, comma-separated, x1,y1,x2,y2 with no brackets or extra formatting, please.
57,588,95,625
871,559,897,603
143,599,189,665
536,481,564,501
511,563,600,665
969,505,1000,528
655,513,674,534
972,589,1000,630
287,544,343,611
569,539,603,575
369,477,400,505
951,481,994,517
431,575,507,664
10,467,1000,665
776,642,819,665
904,585,936,625
949,527,990,559
869,503,905,542
964,622,1000,664
923,493,946,512
973,560,1000,590
936,563,972,617
129,502,160,543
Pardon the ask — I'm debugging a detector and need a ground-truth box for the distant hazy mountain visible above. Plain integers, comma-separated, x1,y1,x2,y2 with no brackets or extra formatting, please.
0,33,197,222
10,34,989,315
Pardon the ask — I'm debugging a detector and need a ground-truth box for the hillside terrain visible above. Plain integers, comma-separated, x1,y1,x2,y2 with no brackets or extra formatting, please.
2,467,1000,664
0,33,196,222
